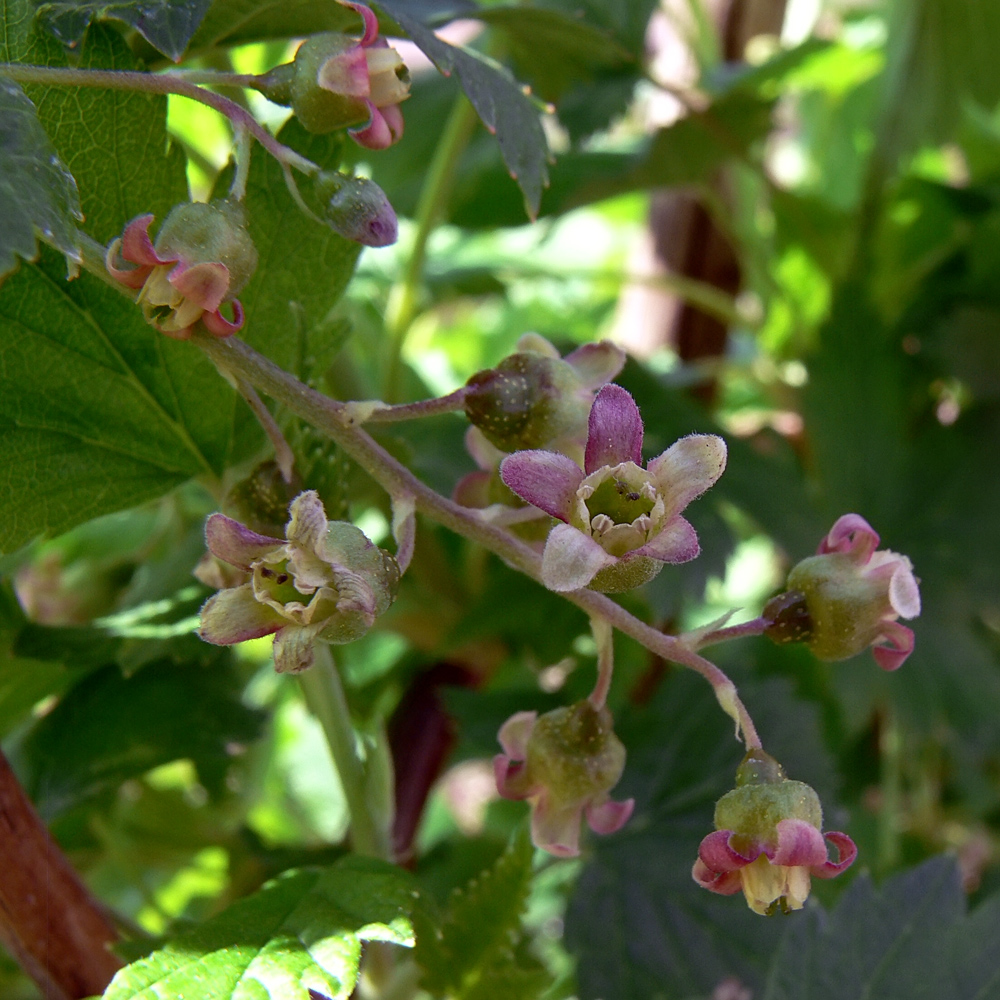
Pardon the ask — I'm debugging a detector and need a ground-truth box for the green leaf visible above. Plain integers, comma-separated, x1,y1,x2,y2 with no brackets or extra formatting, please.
566,672,836,1000
416,825,536,998
878,0,1000,165
35,0,212,61
474,5,633,102
374,0,550,219
762,857,1000,1000
15,656,264,820
0,249,243,551
0,75,82,279
103,857,415,1000
234,118,362,378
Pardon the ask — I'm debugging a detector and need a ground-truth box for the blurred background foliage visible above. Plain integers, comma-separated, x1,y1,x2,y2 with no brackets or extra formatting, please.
3,0,1000,996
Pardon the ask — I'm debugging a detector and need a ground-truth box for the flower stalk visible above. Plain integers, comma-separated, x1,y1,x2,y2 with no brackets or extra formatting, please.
298,644,392,859
193,332,765,752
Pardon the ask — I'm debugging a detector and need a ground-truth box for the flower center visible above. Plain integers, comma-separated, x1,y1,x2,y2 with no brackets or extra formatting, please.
585,474,655,525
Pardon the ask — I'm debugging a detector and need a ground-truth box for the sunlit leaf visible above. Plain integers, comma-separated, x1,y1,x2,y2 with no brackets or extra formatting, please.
103,858,415,1000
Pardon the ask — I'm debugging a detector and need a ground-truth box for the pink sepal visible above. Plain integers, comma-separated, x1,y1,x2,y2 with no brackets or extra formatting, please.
872,620,914,671
120,214,163,267
771,818,828,867
692,858,743,895
493,755,530,800
170,260,230,312
316,46,371,98
500,450,582,520
338,0,380,46
812,831,857,878
202,299,245,337
497,710,537,758
585,385,643,474
205,512,283,569
819,513,880,561
563,341,626,390
198,585,284,645
697,829,758,873
350,103,395,150
586,797,634,835
633,515,700,564
531,797,582,858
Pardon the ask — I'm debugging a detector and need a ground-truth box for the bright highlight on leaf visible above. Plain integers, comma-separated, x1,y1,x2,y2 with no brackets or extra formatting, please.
103,858,415,1000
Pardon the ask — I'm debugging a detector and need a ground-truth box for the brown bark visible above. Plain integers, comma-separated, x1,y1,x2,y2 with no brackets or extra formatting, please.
0,750,121,999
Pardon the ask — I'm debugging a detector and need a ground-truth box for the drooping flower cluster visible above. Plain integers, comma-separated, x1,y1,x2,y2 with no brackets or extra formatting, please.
764,513,921,670
494,701,634,857
692,749,856,915
500,384,727,593
280,1,410,149
199,491,398,673
106,201,257,339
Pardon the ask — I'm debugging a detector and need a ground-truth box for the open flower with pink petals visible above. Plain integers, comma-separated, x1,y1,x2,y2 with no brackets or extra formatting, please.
766,513,921,670
499,384,727,593
106,201,257,339
286,1,410,149
692,749,856,915
198,491,398,674
494,701,634,857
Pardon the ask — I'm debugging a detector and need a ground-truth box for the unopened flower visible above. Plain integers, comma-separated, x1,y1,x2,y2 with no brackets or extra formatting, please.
199,491,398,673
494,701,634,857
106,201,257,339
287,1,410,149
314,171,398,247
764,513,921,670
456,335,625,511
500,384,726,593
692,749,856,915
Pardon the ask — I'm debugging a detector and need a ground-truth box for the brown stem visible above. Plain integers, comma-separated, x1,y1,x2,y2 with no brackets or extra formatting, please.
0,750,121,999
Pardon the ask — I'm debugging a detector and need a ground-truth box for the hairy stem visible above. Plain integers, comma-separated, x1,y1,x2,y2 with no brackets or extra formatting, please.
0,64,317,175
298,646,391,859
383,94,478,401
692,615,768,650
195,333,764,749
588,616,614,710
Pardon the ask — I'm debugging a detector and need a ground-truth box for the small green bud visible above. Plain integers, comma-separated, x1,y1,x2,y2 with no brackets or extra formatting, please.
314,171,397,247
464,352,590,453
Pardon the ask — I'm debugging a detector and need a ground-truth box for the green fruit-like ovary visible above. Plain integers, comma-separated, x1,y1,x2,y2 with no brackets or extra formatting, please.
787,553,885,661
588,556,661,594
155,200,258,296
714,780,823,847
464,354,588,452
291,33,370,134
585,474,655,524
526,702,625,808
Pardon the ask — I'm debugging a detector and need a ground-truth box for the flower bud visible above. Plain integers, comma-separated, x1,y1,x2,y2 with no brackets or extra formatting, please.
775,514,921,670
465,352,592,454
692,749,856,915
313,171,397,247
494,700,634,857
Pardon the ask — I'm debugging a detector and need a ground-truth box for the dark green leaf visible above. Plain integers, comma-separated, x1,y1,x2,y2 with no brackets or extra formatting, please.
103,857,415,1000
0,75,81,279
762,857,1000,1000
474,5,633,102
374,0,550,219
35,0,212,61
417,825,536,997
15,656,263,819
0,248,243,551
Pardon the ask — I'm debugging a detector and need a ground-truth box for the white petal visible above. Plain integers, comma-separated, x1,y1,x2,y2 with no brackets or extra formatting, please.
541,523,615,592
